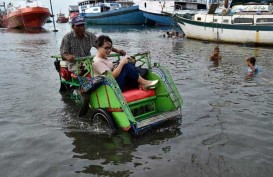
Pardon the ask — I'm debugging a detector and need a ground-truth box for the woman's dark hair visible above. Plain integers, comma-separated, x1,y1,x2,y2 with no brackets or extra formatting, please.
96,35,112,48
249,57,256,66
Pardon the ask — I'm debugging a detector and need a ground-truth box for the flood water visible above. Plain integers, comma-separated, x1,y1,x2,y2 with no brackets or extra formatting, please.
0,23,273,177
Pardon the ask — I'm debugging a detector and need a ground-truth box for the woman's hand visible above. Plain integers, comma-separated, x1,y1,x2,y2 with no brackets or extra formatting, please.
120,57,129,65
112,57,128,78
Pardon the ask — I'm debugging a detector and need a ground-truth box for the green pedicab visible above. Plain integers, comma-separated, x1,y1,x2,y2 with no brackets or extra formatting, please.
52,52,183,134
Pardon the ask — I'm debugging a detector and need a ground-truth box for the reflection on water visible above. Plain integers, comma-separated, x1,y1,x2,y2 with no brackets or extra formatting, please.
6,28,49,34
87,24,182,33
59,93,183,176
64,121,182,176
209,59,221,68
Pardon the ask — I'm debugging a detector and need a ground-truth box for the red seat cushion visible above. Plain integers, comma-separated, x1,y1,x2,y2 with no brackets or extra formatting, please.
60,67,71,80
122,89,156,103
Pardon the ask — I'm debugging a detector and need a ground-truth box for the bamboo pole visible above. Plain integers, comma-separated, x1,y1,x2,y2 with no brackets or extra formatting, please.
49,0,58,32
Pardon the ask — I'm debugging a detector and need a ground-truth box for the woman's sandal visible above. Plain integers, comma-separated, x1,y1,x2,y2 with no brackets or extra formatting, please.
139,85,155,90
139,80,158,90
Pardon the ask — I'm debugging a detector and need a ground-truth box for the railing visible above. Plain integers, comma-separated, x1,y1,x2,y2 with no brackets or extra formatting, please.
175,0,207,4
142,0,206,4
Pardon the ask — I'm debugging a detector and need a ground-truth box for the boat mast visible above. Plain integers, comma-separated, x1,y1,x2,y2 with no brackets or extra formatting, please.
49,0,58,32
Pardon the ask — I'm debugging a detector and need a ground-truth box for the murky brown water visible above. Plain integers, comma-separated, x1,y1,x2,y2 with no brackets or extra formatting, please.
0,23,273,177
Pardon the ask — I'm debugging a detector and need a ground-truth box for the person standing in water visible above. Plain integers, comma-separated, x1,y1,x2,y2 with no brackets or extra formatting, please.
246,56,258,79
210,47,222,61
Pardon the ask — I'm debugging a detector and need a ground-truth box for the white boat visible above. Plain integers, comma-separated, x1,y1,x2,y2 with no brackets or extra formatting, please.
175,0,273,45
138,0,208,26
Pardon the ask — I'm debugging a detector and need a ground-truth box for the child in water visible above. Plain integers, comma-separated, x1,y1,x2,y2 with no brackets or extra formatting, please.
210,47,222,60
246,56,258,78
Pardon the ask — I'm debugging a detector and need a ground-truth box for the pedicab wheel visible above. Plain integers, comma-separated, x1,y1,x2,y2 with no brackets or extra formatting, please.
91,109,117,134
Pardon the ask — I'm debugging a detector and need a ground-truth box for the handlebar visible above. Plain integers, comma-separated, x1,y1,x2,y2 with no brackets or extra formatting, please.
51,53,123,61
51,52,150,60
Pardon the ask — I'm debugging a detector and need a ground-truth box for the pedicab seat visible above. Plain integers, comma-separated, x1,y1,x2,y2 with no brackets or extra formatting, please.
122,89,156,103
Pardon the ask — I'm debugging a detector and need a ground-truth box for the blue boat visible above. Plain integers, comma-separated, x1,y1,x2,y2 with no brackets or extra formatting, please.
78,0,153,25
142,11,175,26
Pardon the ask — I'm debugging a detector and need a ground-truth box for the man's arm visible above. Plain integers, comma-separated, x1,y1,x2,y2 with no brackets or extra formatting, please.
60,33,75,62
112,47,126,56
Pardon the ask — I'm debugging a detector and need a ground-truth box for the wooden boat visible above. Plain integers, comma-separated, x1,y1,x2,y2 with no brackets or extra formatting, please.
1,0,50,29
57,11,68,23
139,0,207,26
78,0,152,25
175,0,273,45
51,52,183,134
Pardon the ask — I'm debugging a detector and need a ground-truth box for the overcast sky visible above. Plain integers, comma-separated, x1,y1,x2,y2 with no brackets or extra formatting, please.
1,0,79,16
41,0,79,16
2,0,140,16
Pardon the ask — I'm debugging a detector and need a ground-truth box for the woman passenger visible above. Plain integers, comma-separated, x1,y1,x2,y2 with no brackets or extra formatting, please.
92,35,158,91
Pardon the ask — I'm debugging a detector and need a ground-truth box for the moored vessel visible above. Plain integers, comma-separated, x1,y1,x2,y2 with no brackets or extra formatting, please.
175,0,273,45
57,11,69,23
78,0,152,25
139,0,208,26
2,0,50,29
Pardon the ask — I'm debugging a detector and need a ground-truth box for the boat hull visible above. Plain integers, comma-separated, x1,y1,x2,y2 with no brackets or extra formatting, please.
2,7,50,29
81,6,151,25
175,15,273,45
57,17,68,23
143,11,176,26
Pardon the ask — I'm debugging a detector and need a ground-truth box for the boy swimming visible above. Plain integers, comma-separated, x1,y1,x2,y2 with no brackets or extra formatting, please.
210,47,222,61
246,56,258,79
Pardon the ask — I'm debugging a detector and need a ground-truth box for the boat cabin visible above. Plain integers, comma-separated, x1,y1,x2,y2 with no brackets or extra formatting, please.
0,3,6,13
78,0,121,14
6,0,45,14
194,13,273,25
140,0,207,15
69,5,79,14
193,0,273,26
